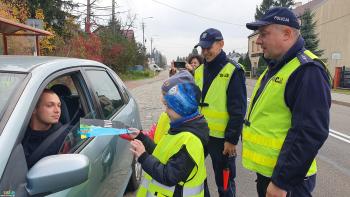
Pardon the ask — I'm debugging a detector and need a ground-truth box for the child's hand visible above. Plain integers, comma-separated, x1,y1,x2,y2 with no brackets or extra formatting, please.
119,128,140,141
130,139,146,157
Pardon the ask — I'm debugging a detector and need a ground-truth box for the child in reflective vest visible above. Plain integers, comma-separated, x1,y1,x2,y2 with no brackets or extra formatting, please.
128,71,210,197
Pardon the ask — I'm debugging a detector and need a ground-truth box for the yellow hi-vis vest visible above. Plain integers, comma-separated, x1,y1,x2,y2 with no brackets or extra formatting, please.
194,62,239,138
137,131,206,197
154,112,170,144
242,50,323,177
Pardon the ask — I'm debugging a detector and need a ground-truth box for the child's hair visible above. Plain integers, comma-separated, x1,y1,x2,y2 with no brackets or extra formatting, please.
163,82,201,117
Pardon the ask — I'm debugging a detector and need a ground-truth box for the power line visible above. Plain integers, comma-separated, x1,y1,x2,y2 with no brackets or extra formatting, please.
151,0,243,26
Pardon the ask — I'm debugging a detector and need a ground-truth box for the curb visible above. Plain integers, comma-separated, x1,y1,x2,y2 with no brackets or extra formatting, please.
332,100,350,107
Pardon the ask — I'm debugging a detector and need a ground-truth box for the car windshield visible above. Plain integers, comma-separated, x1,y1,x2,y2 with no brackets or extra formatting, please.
0,72,26,119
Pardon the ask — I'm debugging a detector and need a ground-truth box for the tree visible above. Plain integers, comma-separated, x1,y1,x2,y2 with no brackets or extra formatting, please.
27,0,77,36
191,48,199,55
255,0,294,19
274,0,294,8
255,0,275,20
53,33,102,62
300,9,323,56
257,56,268,76
238,53,252,71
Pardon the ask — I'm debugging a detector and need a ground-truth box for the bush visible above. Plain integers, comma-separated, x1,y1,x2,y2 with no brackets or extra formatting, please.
120,70,156,80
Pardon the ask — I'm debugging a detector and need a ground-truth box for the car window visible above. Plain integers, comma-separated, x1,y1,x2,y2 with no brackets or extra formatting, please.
0,72,26,120
47,74,99,153
109,70,130,102
85,70,124,119
21,72,97,160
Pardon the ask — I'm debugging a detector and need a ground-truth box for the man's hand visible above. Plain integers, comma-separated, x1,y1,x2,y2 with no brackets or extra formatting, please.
266,182,287,197
130,139,146,157
222,141,237,157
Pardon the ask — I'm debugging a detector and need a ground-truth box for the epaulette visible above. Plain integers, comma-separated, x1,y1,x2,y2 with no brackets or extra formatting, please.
297,51,332,84
227,58,243,70
296,51,313,65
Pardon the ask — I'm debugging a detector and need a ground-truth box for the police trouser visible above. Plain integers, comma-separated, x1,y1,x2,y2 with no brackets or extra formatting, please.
256,173,316,197
205,137,236,197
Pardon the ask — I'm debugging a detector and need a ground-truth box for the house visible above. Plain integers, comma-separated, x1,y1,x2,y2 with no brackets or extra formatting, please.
247,0,350,76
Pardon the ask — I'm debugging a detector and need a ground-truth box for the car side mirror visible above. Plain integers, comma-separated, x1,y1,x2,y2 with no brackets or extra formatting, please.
26,154,89,196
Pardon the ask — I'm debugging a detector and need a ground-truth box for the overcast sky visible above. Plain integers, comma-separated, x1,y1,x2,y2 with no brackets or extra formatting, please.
75,0,311,63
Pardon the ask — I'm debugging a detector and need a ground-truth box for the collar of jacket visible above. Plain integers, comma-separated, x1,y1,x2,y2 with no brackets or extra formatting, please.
264,36,305,71
170,111,200,128
204,50,228,69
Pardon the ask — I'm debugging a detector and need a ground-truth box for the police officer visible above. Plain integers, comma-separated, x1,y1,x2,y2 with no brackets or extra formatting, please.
194,28,247,197
243,7,331,197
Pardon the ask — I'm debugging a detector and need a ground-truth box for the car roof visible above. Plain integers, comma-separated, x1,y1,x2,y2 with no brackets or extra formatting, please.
0,55,107,72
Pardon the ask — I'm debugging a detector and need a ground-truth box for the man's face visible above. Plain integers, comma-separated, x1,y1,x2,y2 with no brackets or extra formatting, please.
256,25,285,60
33,92,61,125
201,41,223,62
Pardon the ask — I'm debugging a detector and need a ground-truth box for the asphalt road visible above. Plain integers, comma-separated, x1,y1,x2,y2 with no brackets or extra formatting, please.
125,72,350,197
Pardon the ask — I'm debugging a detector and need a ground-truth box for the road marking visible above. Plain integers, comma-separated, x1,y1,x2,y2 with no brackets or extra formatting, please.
330,129,350,144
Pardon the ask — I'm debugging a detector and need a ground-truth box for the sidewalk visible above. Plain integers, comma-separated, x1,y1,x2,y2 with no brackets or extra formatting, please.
246,78,350,107
331,92,350,107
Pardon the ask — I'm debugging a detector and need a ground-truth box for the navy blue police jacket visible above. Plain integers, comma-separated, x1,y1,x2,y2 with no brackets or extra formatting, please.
251,36,331,190
202,50,247,145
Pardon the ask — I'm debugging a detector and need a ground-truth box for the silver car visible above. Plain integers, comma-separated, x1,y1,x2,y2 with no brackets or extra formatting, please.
0,56,142,197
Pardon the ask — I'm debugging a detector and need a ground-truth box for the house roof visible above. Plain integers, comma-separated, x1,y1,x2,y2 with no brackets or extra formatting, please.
293,0,327,16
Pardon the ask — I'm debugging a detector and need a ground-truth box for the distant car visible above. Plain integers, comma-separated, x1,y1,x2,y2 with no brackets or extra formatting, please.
130,65,144,71
148,63,163,72
0,56,142,197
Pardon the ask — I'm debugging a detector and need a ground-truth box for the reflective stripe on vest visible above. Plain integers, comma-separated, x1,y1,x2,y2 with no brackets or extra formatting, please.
137,131,206,197
242,50,319,177
154,112,170,144
140,178,204,197
194,63,236,138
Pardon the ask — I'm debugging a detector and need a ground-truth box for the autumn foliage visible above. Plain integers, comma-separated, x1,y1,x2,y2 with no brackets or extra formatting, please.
54,33,102,62
0,0,148,74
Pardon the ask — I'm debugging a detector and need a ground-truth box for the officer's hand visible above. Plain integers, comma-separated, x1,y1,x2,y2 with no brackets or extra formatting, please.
222,141,237,157
266,182,287,197
130,139,146,157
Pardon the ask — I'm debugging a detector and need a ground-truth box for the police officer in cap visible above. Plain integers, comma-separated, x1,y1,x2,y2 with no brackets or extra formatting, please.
243,7,331,197
194,28,247,197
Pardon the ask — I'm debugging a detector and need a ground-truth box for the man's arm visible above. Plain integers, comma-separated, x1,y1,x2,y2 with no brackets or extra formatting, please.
271,63,331,191
225,68,247,145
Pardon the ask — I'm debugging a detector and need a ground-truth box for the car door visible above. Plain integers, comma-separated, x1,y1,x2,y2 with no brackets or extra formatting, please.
80,68,135,197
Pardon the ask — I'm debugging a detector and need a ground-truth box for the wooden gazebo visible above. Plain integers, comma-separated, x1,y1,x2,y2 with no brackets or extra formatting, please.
0,17,53,56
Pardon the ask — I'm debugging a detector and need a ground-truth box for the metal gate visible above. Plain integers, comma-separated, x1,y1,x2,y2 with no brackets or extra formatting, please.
340,66,350,88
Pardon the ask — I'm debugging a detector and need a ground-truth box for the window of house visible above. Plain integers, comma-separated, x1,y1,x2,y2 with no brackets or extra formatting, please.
252,41,255,52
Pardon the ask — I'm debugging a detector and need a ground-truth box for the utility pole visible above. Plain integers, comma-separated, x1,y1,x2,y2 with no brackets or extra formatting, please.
112,0,116,33
112,0,115,22
85,0,91,33
142,21,145,47
150,37,153,58
141,17,153,48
